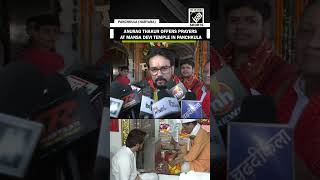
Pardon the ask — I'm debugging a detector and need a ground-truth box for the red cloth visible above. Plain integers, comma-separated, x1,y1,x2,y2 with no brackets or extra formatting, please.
213,39,296,95
195,85,210,118
211,48,222,72
115,75,130,85
276,79,320,176
180,75,203,93
20,48,64,76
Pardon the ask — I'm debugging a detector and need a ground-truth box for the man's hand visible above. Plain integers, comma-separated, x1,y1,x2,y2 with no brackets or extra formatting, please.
170,154,185,166
135,175,141,180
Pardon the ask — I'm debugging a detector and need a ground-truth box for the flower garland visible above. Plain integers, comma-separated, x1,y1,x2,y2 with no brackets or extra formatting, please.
142,42,169,63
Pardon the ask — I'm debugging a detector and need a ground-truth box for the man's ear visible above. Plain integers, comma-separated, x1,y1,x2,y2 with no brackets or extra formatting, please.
171,66,175,75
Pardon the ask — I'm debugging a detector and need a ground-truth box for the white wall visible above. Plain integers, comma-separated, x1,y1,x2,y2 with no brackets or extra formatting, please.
110,119,122,158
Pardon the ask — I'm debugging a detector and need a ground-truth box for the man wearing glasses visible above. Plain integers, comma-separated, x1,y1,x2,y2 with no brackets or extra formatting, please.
143,48,181,100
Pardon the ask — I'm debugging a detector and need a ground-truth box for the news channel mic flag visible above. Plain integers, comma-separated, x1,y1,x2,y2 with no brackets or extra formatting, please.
211,66,248,127
228,123,294,180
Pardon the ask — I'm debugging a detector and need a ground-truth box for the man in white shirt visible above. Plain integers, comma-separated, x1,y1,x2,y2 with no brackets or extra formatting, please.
111,129,146,180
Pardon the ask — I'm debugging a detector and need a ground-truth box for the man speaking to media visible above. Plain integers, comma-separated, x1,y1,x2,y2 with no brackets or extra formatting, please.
139,48,181,100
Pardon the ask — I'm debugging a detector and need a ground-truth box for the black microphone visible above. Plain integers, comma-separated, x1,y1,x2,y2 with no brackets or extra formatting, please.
157,89,173,100
236,95,277,123
152,90,180,118
0,113,43,178
0,61,46,118
181,92,203,119
110,81,132,99
184,92,197,100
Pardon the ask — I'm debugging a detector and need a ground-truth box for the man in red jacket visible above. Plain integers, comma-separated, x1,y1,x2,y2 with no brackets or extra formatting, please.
114,66,130,85
275,1,320,178
20,14,64,76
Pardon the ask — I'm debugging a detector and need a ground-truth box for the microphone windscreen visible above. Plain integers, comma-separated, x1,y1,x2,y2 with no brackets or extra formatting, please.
42,73,72,105
110,81,132,99
0,61,46,118
237,95,277,123
184,92,197,100
157,90,172,100
166,80,176,90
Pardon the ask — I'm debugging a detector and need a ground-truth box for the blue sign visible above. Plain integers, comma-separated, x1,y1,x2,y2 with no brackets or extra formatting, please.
228,123,293,180
181,100,203,118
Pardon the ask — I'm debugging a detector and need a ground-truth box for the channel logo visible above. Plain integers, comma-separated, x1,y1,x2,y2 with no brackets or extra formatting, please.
212,81,235,116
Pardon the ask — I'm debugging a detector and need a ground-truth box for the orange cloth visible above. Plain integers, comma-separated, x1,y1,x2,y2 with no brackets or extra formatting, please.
183,128,210,172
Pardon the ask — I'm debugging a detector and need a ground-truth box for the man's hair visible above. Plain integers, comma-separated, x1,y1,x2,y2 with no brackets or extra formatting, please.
125,129,147,148
118,66,129,71
146,48,177,67
180,59,195,68
224,0,271,21
26,14,60,31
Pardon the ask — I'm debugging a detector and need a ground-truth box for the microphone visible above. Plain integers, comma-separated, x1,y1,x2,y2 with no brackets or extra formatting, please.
139,95,154,119
110,98,124,118
181,92,203,119
31,89,99,159
119,90,141,119
152,90,180,118
0,113,43,178
168,81,187,101
66,75,99,96
236,95,277,123
110,81,132,99
121,90,141,111
0,61,46,118
184,92,197,100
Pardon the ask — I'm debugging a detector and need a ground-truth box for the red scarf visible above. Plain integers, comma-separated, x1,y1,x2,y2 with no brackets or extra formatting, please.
219,38,286,92
181,75,202,91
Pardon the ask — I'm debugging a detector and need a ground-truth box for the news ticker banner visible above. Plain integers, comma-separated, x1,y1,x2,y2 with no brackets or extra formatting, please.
110,8,210,42
228,123,293,180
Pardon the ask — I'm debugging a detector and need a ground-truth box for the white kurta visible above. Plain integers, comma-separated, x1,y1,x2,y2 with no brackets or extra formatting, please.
111,146,138,180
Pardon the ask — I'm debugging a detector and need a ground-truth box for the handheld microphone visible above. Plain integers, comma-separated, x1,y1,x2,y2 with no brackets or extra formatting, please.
66,75,99,96
168,81,187,101
152,90,180,118
110,98,124,118
0,61,46,118
121,90,141,111
236,95,277,123
0,113,43,178
181,100,203,119
110,81,132,99
184,92,197,100
139,96,154,119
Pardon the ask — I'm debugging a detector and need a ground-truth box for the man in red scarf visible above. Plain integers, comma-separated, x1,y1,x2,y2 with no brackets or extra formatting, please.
180,60,203,93
274,1,320,178
212,0,295,95
20,14,64,76
142,48,181,101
